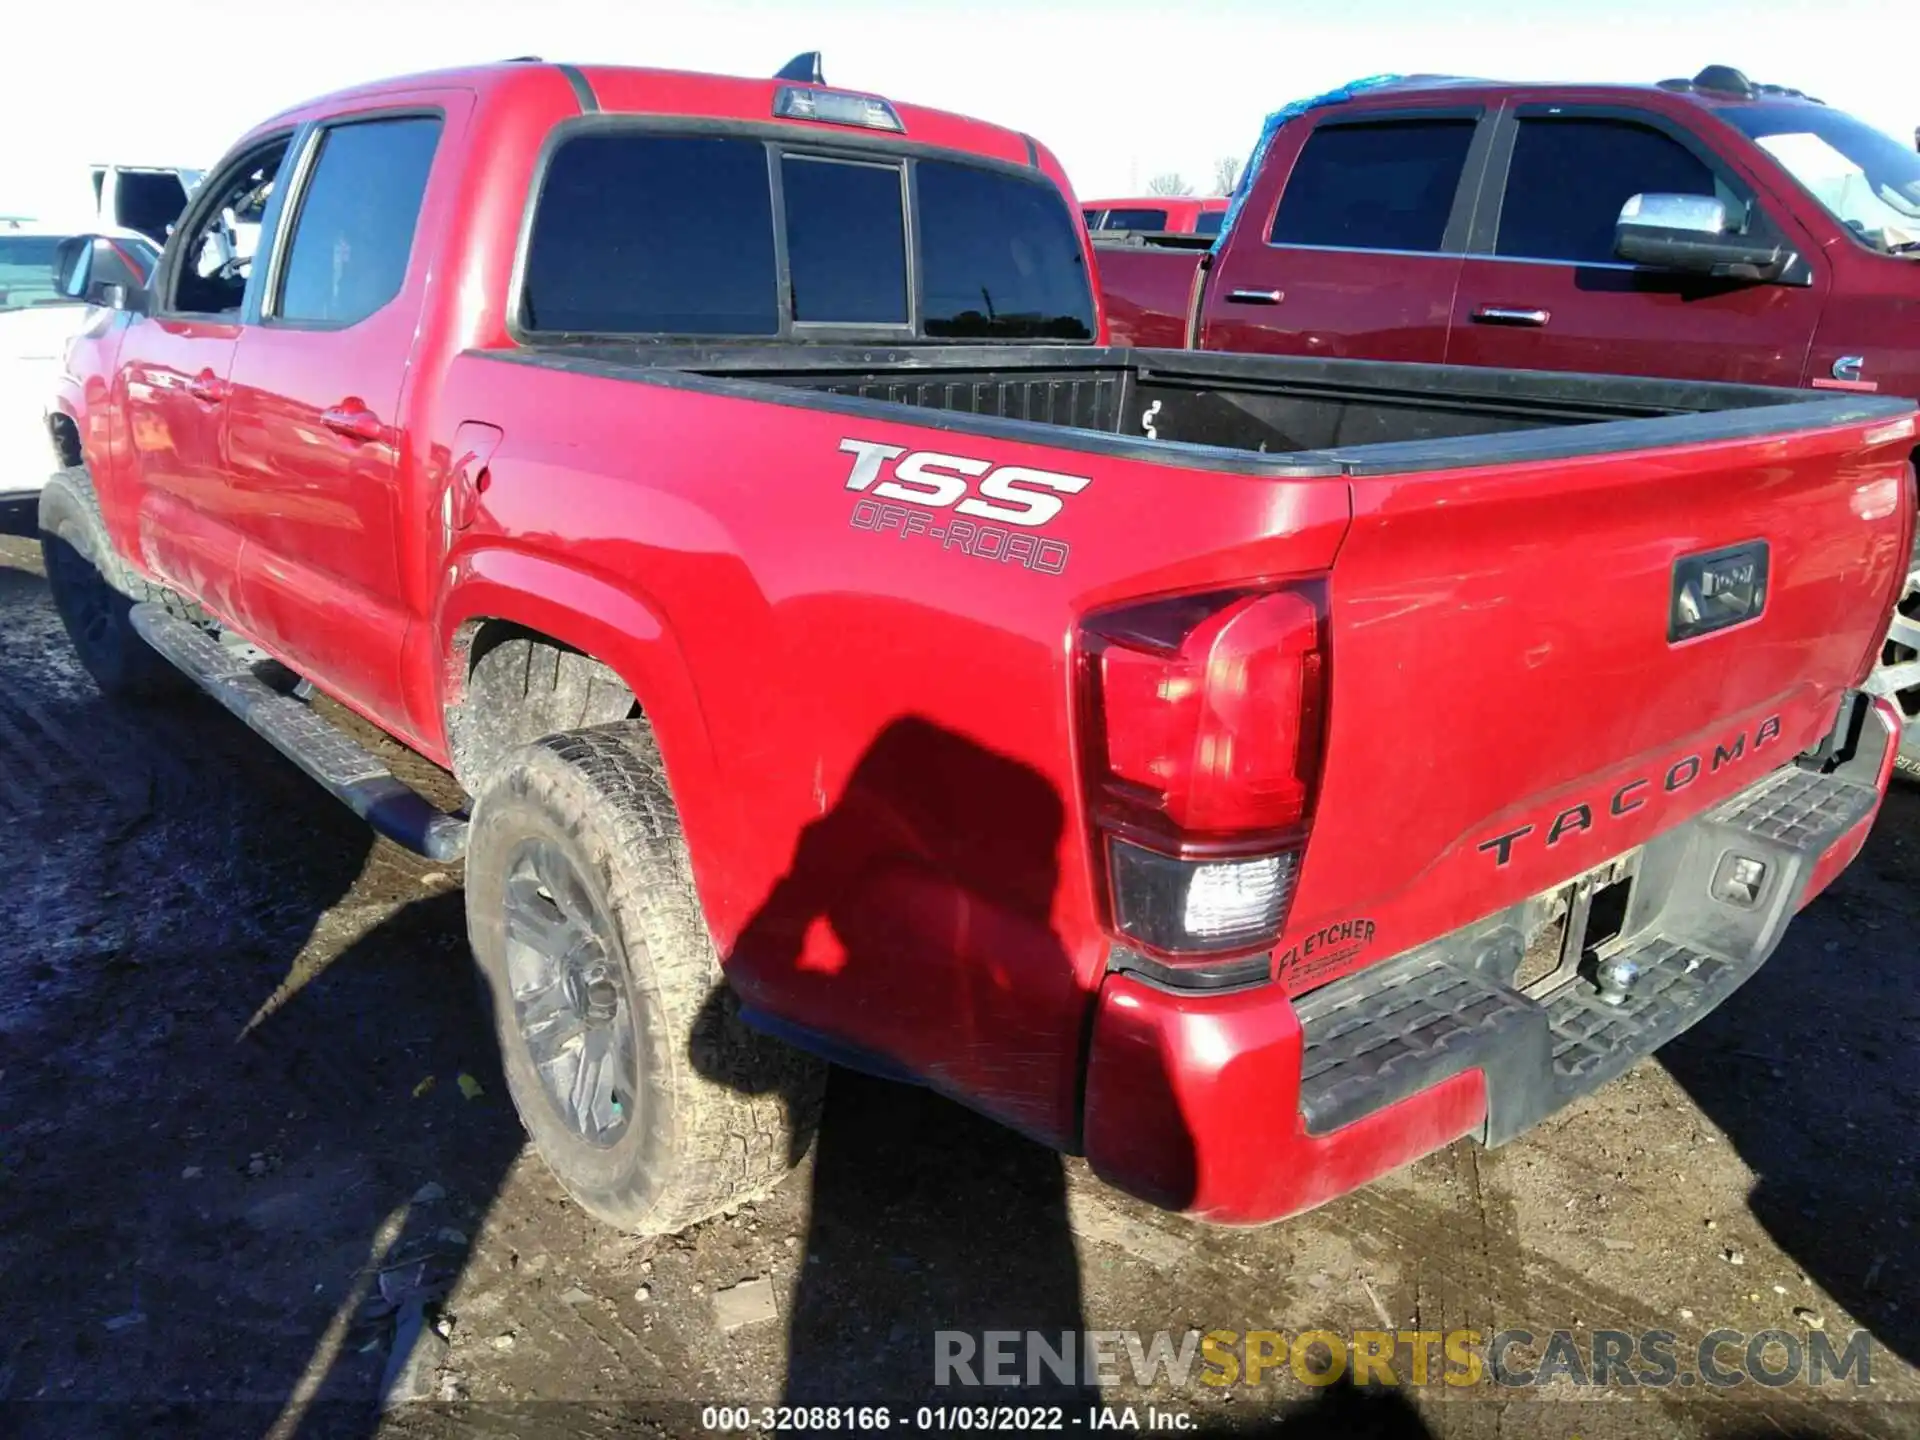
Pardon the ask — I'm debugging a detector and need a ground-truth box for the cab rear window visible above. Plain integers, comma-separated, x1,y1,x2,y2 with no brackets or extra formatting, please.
1099,207,1169,231
519,130,1094,342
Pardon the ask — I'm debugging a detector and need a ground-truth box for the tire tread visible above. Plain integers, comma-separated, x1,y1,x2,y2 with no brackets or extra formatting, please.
474,718,822,1234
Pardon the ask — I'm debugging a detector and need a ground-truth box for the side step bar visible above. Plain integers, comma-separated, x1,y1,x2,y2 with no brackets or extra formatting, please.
128,603,469,862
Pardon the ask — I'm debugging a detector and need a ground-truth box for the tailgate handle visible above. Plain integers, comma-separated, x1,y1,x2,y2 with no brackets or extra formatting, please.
1226,288,1284,305
1471,305,1550,327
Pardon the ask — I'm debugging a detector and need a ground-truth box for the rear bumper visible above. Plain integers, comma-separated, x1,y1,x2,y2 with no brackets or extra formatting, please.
1,413,56,534
0,484,45,536
1082,693,1897,1225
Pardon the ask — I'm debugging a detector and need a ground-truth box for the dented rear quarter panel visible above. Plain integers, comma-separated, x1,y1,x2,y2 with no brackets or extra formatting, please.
432,352,1352,1145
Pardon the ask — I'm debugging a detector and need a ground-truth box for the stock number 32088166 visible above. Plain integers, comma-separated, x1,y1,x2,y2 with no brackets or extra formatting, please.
701,1405,1072,1431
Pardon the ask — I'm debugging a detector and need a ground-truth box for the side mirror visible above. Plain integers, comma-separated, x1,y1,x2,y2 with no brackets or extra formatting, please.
53,234,153,312
1614,192,1796,283
53,235,94,299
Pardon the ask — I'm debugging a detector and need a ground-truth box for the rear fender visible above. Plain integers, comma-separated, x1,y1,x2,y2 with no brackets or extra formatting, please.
432,547,729,907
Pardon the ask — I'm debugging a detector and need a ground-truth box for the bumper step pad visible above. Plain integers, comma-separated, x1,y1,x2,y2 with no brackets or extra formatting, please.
1544,935,1733,1091
1297,763,1880,1149
1294,956,1544,1139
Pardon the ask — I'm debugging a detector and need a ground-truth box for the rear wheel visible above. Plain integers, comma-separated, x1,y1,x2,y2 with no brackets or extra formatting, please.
466,720,824,1234
1865,535,1920,782
38,466,196,700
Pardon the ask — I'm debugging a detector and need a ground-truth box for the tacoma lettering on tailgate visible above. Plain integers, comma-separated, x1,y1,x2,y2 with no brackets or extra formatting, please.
1477,714,1784,867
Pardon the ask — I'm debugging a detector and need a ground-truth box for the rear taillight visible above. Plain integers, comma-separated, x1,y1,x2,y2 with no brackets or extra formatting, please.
1107,839,1298,954
1080,583,1328,963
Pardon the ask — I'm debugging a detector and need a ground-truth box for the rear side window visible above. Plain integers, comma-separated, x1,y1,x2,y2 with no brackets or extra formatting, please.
523,135,778,336
1269,119,1476,253
1102,207,1169,231
916,159,1094,339
1192,211,1225,237
276,117,442,325
1496,117,1722,264
782,156,907,325
519,132,1094,342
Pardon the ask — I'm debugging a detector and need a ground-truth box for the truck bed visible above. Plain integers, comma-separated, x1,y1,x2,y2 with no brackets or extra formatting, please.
498,341,1887,476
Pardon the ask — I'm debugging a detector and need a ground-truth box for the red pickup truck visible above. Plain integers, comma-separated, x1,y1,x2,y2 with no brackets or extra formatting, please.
1093,65,1920,772
1082,196,1229,238
34,58,1917,1233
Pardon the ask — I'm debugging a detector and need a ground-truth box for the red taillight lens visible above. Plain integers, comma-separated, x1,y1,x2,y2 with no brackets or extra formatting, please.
1080,583,1329,963
1090,586,1326,836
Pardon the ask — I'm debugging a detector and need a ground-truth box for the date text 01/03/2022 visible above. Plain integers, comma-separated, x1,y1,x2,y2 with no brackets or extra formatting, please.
699,1404,1196,1431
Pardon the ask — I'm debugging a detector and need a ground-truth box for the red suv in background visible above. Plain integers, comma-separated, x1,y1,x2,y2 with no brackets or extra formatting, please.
1092,65,1920,770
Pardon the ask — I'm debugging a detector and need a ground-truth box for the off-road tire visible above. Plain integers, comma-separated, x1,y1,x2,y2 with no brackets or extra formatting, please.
38,465,204,700
1866,532,1920,783
466,719,824,1234
449,633,635,793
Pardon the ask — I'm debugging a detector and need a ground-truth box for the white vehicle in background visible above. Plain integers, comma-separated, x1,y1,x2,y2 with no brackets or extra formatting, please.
0,220,159,527
91,164,203,246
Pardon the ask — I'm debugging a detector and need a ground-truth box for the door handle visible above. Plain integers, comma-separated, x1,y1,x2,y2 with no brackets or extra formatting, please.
1470,305,1550,327
186,370,226,404
321,404,385,444
1226,288,1285,305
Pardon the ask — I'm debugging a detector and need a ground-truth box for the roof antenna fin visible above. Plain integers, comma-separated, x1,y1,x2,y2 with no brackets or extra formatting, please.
776,52,824,85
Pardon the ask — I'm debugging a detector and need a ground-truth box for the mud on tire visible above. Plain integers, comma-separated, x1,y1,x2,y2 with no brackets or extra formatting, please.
466,719,824,1234
449,632,636,793
38,465,203,700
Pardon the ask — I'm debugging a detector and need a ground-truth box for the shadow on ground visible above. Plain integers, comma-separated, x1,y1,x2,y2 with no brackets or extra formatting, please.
709,715,1103,1415
1660,784,1920,1368
0,547,526,1438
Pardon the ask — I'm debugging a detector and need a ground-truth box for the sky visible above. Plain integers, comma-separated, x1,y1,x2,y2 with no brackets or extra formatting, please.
4,0,1912,217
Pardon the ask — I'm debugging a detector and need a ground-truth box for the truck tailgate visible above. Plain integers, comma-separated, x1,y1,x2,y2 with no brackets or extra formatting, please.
1092,244,1205,348
1279,407,1916,993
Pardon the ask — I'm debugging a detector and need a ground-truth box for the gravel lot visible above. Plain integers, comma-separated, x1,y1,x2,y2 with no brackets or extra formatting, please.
0,529,1914,1440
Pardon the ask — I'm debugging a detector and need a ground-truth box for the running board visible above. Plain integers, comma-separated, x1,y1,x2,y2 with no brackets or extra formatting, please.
128,603,468,862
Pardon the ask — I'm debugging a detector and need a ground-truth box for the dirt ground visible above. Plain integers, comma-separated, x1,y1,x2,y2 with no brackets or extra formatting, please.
0,528,1915,1440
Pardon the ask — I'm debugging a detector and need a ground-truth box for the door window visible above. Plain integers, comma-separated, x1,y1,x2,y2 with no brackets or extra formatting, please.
167,139,291,316
1269,119,1477,253
274,116,442,326
1496,117,1730,264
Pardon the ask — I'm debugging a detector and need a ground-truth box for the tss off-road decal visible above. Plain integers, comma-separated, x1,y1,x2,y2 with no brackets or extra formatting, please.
837,438,1087,575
